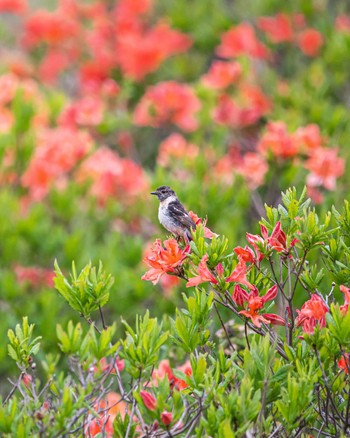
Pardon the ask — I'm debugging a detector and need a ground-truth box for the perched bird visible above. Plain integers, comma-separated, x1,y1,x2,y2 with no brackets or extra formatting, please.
151,186,196,241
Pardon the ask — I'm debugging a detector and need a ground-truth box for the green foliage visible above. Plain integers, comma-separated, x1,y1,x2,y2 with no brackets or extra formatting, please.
121,311,169,378
171,289,213,353
54,260,114,318
7,317,41,369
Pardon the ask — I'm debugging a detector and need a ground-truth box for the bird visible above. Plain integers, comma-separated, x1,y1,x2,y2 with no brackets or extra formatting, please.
151,186,196,241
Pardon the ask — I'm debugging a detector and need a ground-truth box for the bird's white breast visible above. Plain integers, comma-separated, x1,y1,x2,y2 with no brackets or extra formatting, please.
158,195,177,229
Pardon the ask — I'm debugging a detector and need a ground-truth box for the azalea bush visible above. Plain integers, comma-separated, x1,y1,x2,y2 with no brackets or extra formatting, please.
3,188,350,437
0,0,350,435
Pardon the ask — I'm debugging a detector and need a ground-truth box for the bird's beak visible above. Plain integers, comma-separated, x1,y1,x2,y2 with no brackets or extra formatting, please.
150,191,158,196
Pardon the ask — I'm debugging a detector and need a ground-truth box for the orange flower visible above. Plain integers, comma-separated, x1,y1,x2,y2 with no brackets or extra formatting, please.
234,284,283,328
305,147,344,190
216,23,270,59
201,60,242,90
142,239,189,285
186,254,218,288
297,28,324,57
134,81,201,132
295,294,328,334
85,392,126,437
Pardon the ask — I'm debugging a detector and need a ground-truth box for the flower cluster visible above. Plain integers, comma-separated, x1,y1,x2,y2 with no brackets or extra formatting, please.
142,238,189,285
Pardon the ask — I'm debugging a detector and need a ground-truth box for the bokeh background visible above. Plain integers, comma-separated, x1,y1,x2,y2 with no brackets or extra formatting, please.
0,0,349,385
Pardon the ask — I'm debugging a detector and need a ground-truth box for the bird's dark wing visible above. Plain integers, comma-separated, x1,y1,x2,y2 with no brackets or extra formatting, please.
168,200,196,230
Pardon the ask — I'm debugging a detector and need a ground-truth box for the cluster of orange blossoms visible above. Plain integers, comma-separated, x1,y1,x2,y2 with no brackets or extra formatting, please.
142,220,350,340
141,238,190,285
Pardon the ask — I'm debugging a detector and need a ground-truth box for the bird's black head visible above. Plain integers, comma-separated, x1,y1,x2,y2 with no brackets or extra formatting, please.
151,186,176,201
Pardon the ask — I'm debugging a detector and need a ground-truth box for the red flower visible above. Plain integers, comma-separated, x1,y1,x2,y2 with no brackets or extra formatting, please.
257,13,294,43
134,81,201,132
297,28,324,57
234,284,283,328
159,274,181,297
263,313,286,326
216,23,270,59
23,10,80,47
152,359,192,390
237,152,268,190
157,133,198,167
258,121,299,158
338,354,350,374
0,0,27,14
94,357,125,374
14,265,54,288
142,239,189,285
161,411,173,426
188,211,217,239
340,285,350,315
295,294,328,334
85,392,126,437
116,22,192,80
38,50,72,84
186,254,218,288
59,96,104,127
76,146,148,204
234,246,256,264
213,92,269,129
335,15,350,33
22,127,93,201
226,259,253,290
201,60,242,90
247,222,297,257
305,147,344,191
0,73,19,105
293,124,323,152
232,284,249,307
22,373,32,387
176,360,192,390
140,390,157,411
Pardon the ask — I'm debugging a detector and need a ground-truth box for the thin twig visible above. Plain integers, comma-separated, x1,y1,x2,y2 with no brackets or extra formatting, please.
99,305,107,330
213,302,243,362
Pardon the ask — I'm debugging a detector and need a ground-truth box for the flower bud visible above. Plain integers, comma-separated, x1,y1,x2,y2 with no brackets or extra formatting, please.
161,411,173,426
140,390,157,411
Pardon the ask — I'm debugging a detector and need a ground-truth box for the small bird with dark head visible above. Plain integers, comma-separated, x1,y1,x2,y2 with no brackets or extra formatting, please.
151,186,196,241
